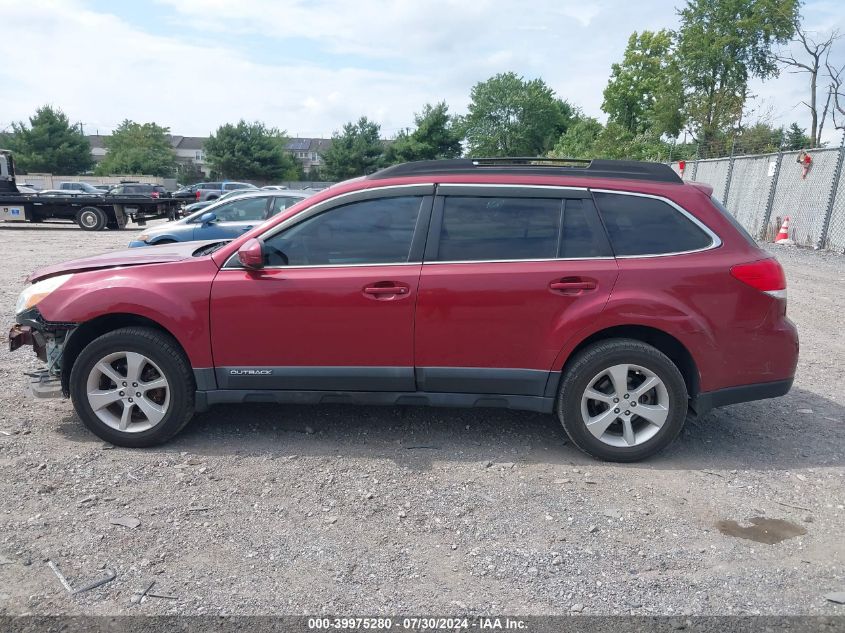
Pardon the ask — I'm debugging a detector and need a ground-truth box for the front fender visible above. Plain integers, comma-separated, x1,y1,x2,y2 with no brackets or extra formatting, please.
35,258,217,368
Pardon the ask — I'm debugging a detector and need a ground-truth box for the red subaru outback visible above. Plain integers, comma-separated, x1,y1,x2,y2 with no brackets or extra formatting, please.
9,159,798,461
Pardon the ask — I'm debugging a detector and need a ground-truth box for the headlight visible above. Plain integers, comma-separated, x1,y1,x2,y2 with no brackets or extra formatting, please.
15,274,74,315
137,233,150,242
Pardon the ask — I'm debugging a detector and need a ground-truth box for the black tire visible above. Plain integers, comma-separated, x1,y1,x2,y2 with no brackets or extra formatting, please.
556,339,688,462
75,206,107,231
69,327,195,447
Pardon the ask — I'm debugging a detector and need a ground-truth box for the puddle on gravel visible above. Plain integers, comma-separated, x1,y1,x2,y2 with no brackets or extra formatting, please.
716,517,807,544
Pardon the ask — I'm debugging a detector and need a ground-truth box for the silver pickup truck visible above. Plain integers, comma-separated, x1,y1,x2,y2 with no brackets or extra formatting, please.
193,181,257,202
57,181,105,195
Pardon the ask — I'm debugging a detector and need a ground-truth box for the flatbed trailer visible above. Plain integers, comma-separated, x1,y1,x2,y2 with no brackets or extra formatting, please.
0,149,183,231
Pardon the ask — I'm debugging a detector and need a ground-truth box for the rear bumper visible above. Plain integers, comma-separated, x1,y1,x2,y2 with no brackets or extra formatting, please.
691,378,793,417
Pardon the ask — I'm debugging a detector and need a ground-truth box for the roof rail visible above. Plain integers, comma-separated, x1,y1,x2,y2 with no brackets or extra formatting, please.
368,157,682,184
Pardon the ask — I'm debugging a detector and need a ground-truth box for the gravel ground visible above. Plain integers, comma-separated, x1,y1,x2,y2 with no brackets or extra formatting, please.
0,221,843,616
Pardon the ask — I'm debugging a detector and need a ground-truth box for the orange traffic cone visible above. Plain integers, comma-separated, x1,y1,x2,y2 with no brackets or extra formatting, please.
775,217,792,244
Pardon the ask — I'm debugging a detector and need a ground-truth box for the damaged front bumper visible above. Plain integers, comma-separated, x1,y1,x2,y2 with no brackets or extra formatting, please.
24,369,64,398
9,309,76,399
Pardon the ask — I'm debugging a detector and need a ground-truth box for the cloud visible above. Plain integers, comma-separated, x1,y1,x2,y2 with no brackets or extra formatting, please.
1,0,843,145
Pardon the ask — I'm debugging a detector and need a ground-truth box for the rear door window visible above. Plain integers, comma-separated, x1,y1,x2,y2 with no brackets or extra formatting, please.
592,192,714,256
559,198,613,258
434,197,562,261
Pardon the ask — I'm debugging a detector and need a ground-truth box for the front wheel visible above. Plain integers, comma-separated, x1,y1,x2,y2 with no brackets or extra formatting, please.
557,339,688,462
69,327,195,447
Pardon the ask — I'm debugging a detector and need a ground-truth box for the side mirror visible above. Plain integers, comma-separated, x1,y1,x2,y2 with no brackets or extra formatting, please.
199,211,216,225
237,238,264,270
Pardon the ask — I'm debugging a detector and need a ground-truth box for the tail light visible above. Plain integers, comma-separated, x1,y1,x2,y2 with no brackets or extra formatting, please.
196,190,201,200
151,191,159,199
730,258,786,299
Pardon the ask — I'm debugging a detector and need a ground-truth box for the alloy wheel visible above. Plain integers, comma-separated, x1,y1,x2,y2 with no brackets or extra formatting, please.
85,351,170,433
579,363,670,448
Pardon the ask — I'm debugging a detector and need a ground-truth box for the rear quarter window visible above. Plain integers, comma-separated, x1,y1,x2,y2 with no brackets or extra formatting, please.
709,195,757,246
593,192,714,256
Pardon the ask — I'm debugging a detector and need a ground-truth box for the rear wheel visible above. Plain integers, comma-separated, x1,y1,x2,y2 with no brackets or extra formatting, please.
75,206,107,231
69,327,195,447
557,339,688,462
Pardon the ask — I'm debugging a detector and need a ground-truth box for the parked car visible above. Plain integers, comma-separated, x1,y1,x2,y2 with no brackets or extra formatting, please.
128,190,311,247
57,181,104,195
34,189,76,195
107,183,170,198
194,181,257,202
172,185,198,200
9,158,798,461
182,188,257,214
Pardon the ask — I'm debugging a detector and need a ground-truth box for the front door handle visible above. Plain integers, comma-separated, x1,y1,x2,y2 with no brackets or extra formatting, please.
363,285,408,295
549,277,597,294
362,281,410,300
240,226,254,231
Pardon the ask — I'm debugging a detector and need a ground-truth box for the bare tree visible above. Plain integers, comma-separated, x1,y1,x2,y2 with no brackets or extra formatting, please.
827,54,845,131
818,84,833,141
776,20,840,146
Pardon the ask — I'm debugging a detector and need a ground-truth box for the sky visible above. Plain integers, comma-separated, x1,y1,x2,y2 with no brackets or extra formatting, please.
2,0,845,144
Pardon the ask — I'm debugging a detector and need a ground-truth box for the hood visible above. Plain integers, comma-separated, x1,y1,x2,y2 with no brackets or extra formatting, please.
28,240,218,283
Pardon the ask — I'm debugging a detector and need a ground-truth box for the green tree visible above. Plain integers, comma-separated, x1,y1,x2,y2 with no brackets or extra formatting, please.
550,116,604,158
6,105,93,174
321,117,384,180
176,161,205,185
384,102,462,164
96,120,176,177
602,30,684,137
733,122,785,154
205,120,298,181
461,72,573,156
784,122,812,150
550,117,674,161
676,0,799,142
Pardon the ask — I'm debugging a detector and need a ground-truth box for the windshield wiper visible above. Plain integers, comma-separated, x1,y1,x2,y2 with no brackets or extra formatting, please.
192,241,230,257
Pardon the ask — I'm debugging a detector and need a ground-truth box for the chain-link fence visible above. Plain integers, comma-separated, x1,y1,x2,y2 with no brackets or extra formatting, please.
671,132,845,253
693,159,731,203
724,154,777,239
827,162,845,253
